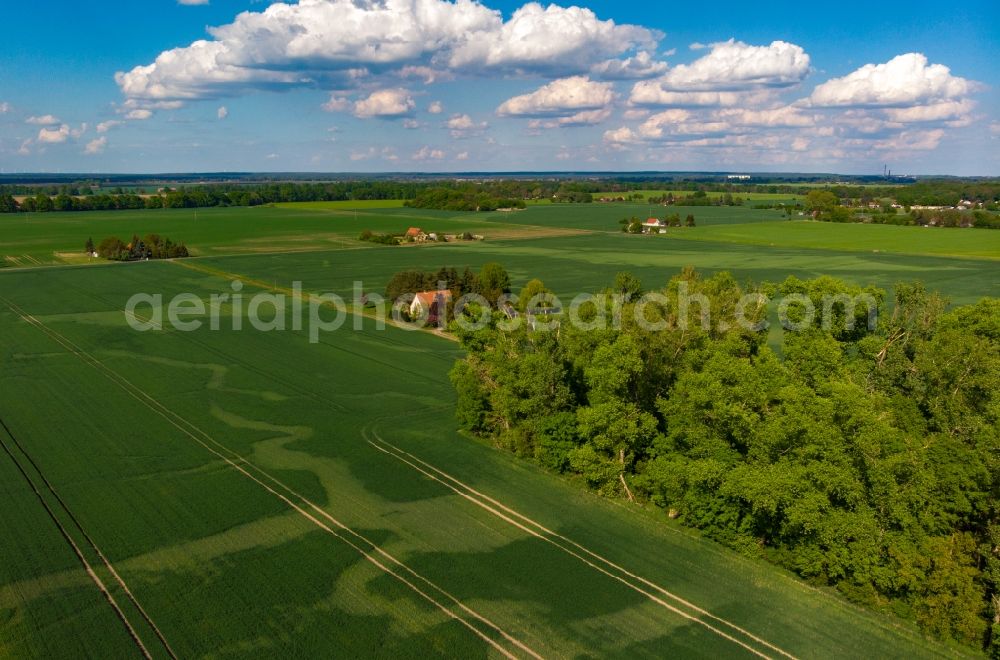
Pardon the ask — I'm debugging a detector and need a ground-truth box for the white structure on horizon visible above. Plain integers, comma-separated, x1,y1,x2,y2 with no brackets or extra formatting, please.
727,174,751,181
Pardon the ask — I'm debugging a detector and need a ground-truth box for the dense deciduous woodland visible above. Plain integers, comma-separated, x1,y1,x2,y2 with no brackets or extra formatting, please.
451,268,1000,652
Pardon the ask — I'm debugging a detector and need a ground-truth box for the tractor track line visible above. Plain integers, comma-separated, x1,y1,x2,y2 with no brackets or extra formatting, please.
0,417,154,660
0,416,178,659
368,431,798,660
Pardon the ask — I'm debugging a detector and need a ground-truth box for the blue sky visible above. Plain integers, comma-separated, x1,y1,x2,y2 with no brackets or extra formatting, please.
1,0,997,174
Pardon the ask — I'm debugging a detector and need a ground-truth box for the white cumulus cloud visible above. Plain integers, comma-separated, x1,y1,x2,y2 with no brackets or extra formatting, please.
629,87,774,108
428,100,443,114
713,105,814,128
655,39,809,91
396,65,453,84
350,146,399,161
497,76,615,117
37,124,71,144
322,94,351,112
872,128,945,152
446,113,488,137
883,98,976,123
97,120,123,133
115,0,661,101
352,88,415,118
590,51,668,80
84,137,108,154
808,53,976,107
26,114,60,125
412,146,445,160
603,126,637,144
446,2,659,75
529,108,612,128
605,104,814,146
627,40,809,110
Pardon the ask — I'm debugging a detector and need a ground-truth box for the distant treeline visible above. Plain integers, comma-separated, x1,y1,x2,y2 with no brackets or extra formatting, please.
403,187,527,212
2,178,998,215
0,181,425,214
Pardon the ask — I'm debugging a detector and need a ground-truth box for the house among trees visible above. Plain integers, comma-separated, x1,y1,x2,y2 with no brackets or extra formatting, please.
409,290,453,323
405,227,427,242
644,218,667,234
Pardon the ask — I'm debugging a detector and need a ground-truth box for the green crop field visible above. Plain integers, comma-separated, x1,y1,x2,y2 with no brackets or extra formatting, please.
0,205,578,267
671,220,1000,260
1,204,996,657
274,200,407,210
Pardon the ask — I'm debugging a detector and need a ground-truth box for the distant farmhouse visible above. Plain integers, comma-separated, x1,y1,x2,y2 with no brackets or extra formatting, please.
644,218,667,234
405,227,428,242
410,290,452,322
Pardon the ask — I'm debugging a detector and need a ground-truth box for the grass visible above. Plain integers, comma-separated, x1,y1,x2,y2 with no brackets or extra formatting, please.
0,204,996,656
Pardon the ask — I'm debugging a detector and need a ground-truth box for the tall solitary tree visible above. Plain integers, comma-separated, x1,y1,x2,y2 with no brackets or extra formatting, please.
613,272,643,301
476,262,511,306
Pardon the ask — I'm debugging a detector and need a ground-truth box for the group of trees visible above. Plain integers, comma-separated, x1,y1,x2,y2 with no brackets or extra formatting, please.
803,190,853,222
619,214,695,233
403,187,526,212
551,189,594,203
648,190,743,206
450,268,999,653
91,234,188,261
358,230,401,245
384,262,512,310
